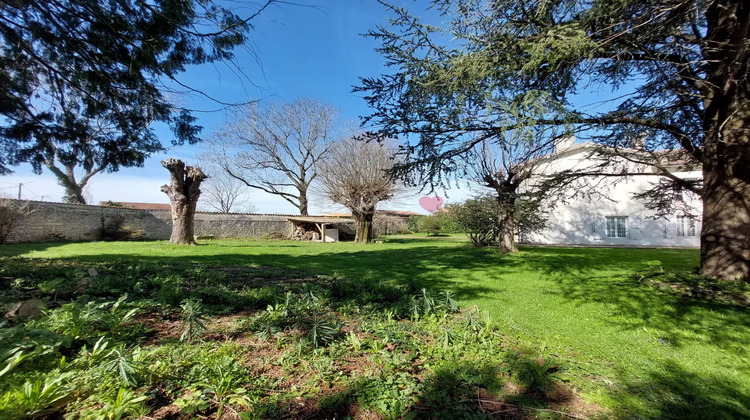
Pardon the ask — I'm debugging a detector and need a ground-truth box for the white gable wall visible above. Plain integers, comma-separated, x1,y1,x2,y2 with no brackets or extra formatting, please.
522,145,702,248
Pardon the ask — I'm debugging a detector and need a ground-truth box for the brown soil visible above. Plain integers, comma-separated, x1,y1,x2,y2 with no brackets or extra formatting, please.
150,403,182,419
138,311,183,344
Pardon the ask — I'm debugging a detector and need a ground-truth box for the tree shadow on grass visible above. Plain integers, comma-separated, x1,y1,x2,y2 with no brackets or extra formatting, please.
41,245,514,302
517,246,699,276
0,241,73,258
514,247,747,351
611,360,750,419
555,271,750,351
22,242,740,355
516,247,750,419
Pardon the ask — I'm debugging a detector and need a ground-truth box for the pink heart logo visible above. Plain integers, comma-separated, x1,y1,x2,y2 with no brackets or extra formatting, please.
419,196,444,213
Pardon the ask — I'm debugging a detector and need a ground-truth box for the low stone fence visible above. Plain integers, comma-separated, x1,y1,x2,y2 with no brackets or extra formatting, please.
2,199,293,243
192,212,292,239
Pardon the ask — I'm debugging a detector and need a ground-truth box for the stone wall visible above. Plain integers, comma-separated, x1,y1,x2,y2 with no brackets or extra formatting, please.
192,212,292,239
4,200,171,242
2,199,293,243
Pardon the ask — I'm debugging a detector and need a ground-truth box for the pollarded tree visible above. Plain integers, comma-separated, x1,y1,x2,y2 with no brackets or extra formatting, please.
318,138,400,243
161,158,206,245
206,99,347,216
359,0,750,280
0,0,283,203
464,93,567,253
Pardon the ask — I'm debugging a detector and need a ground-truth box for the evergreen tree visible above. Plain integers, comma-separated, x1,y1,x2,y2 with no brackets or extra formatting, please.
0,0,278,203
358,0,749,279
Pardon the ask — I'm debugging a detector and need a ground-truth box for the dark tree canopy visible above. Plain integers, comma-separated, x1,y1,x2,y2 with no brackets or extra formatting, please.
358,0,749,279
0,0,278,202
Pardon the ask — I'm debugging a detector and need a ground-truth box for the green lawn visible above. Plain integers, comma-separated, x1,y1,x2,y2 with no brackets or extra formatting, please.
1,235,748,418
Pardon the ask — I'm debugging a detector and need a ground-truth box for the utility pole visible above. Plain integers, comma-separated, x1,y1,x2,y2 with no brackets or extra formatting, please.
17,183,22,200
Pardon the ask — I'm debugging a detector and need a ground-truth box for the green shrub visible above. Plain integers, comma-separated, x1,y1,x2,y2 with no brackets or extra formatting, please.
98,215,144,241
416,215,443,236
452,197,501,246
407,215,421,232
412,211,460,235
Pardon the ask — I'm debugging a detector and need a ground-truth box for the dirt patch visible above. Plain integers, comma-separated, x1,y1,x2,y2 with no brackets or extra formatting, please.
150,404,182,419
138,311,183,344
472,383,603,419
546,385,603,419
139,310,259,344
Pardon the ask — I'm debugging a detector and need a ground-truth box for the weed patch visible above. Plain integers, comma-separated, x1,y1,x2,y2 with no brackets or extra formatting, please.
0,258,588,419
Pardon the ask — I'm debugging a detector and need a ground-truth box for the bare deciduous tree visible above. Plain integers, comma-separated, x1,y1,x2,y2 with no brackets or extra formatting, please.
318,139,400,243
206,98,347,215
198,162,254,213
161,158,206,245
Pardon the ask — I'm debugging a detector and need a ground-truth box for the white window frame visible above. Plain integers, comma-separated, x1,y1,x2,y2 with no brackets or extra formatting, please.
677,215,697,237
606,216,628,238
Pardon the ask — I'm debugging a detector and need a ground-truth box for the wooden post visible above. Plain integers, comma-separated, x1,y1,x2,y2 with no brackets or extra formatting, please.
322,223,327,243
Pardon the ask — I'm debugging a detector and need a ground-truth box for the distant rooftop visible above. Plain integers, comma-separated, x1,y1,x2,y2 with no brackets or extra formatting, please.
380,210,424,217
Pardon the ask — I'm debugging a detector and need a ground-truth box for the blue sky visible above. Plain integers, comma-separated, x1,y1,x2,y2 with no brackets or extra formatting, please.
2,0,471,213
1,0,628,213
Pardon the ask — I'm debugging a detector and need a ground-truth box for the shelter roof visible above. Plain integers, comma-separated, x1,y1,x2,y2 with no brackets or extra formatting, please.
287,216,355,224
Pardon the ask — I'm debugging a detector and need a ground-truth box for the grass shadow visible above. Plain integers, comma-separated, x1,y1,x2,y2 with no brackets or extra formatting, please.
613,360,750,419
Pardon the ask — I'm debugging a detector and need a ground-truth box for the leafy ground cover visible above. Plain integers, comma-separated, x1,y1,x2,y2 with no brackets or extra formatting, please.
0,235,748,419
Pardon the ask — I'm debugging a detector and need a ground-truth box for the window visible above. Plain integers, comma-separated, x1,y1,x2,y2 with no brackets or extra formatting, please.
677,215,696,237
606,216,628,238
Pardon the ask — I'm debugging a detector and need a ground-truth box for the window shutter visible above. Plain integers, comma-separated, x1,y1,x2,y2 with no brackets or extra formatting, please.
664,220,676,239
593,219,606,239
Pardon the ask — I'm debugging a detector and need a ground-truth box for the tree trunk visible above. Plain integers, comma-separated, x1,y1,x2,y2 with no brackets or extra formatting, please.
700,0,750,279
62,183,86,204
46,163,87,204
700,166,750,279
161,158,206,245
299,191,309,216
498,208,517,253
497,197,518,254
353,210,375,243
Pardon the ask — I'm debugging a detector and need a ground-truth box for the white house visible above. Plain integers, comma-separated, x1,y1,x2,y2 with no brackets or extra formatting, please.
522,139,702,248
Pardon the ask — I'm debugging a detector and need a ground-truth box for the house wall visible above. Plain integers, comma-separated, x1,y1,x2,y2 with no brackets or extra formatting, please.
523,146,702,248
2,200,293,243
